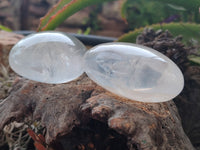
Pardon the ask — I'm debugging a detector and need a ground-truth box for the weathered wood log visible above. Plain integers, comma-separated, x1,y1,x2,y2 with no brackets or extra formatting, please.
0,74,195,150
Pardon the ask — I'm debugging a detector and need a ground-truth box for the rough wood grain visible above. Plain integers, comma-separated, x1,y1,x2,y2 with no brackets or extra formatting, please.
0,74,195,150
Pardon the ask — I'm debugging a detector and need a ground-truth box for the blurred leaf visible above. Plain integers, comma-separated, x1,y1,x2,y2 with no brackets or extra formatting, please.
154,0,200,11
118,23,200,44
118,27,142,43
120,0,200,25
120,0,128,22
0,25,12,32
188,55,200,65
84,27,91,35
77,27,91,35
77,29,82,34
37,0,116,31
167,4,186,11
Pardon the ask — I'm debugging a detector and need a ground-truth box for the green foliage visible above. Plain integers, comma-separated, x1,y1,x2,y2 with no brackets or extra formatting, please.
167,4,186,11
153,0,200,10
77,27,91,35
37,0,200,67
121,0,168,29
121,0,200,30
118,23,200,44
83,6,102,32
0,25,12,32
37,0,116,31
37,0,200,33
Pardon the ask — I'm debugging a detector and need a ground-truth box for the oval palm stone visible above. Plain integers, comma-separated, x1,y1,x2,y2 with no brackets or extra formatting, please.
9,32,86,84
84,42,184,102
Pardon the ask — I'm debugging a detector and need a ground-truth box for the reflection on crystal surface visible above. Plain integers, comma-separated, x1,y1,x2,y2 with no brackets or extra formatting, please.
84,42,184,102
9,31,86,84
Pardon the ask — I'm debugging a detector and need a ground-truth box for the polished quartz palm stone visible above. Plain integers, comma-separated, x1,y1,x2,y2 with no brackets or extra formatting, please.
9,32,86,84
84,42,184,102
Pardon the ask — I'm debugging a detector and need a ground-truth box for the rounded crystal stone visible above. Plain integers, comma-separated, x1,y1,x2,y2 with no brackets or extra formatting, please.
9,31,86,84
84,42,184,102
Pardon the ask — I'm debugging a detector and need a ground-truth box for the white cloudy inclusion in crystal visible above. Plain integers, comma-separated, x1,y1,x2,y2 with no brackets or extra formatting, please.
84,42,184,102
9,32,86,84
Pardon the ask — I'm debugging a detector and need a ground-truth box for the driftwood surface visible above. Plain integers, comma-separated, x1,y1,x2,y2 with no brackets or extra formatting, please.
0,30,199,150
0,74,195,150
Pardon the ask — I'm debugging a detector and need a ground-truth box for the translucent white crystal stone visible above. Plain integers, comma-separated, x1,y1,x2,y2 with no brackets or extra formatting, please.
84,42,184,102
9,32,86,84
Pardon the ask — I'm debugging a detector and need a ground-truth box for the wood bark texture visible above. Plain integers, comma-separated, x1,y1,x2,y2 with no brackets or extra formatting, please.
0,74,195,150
